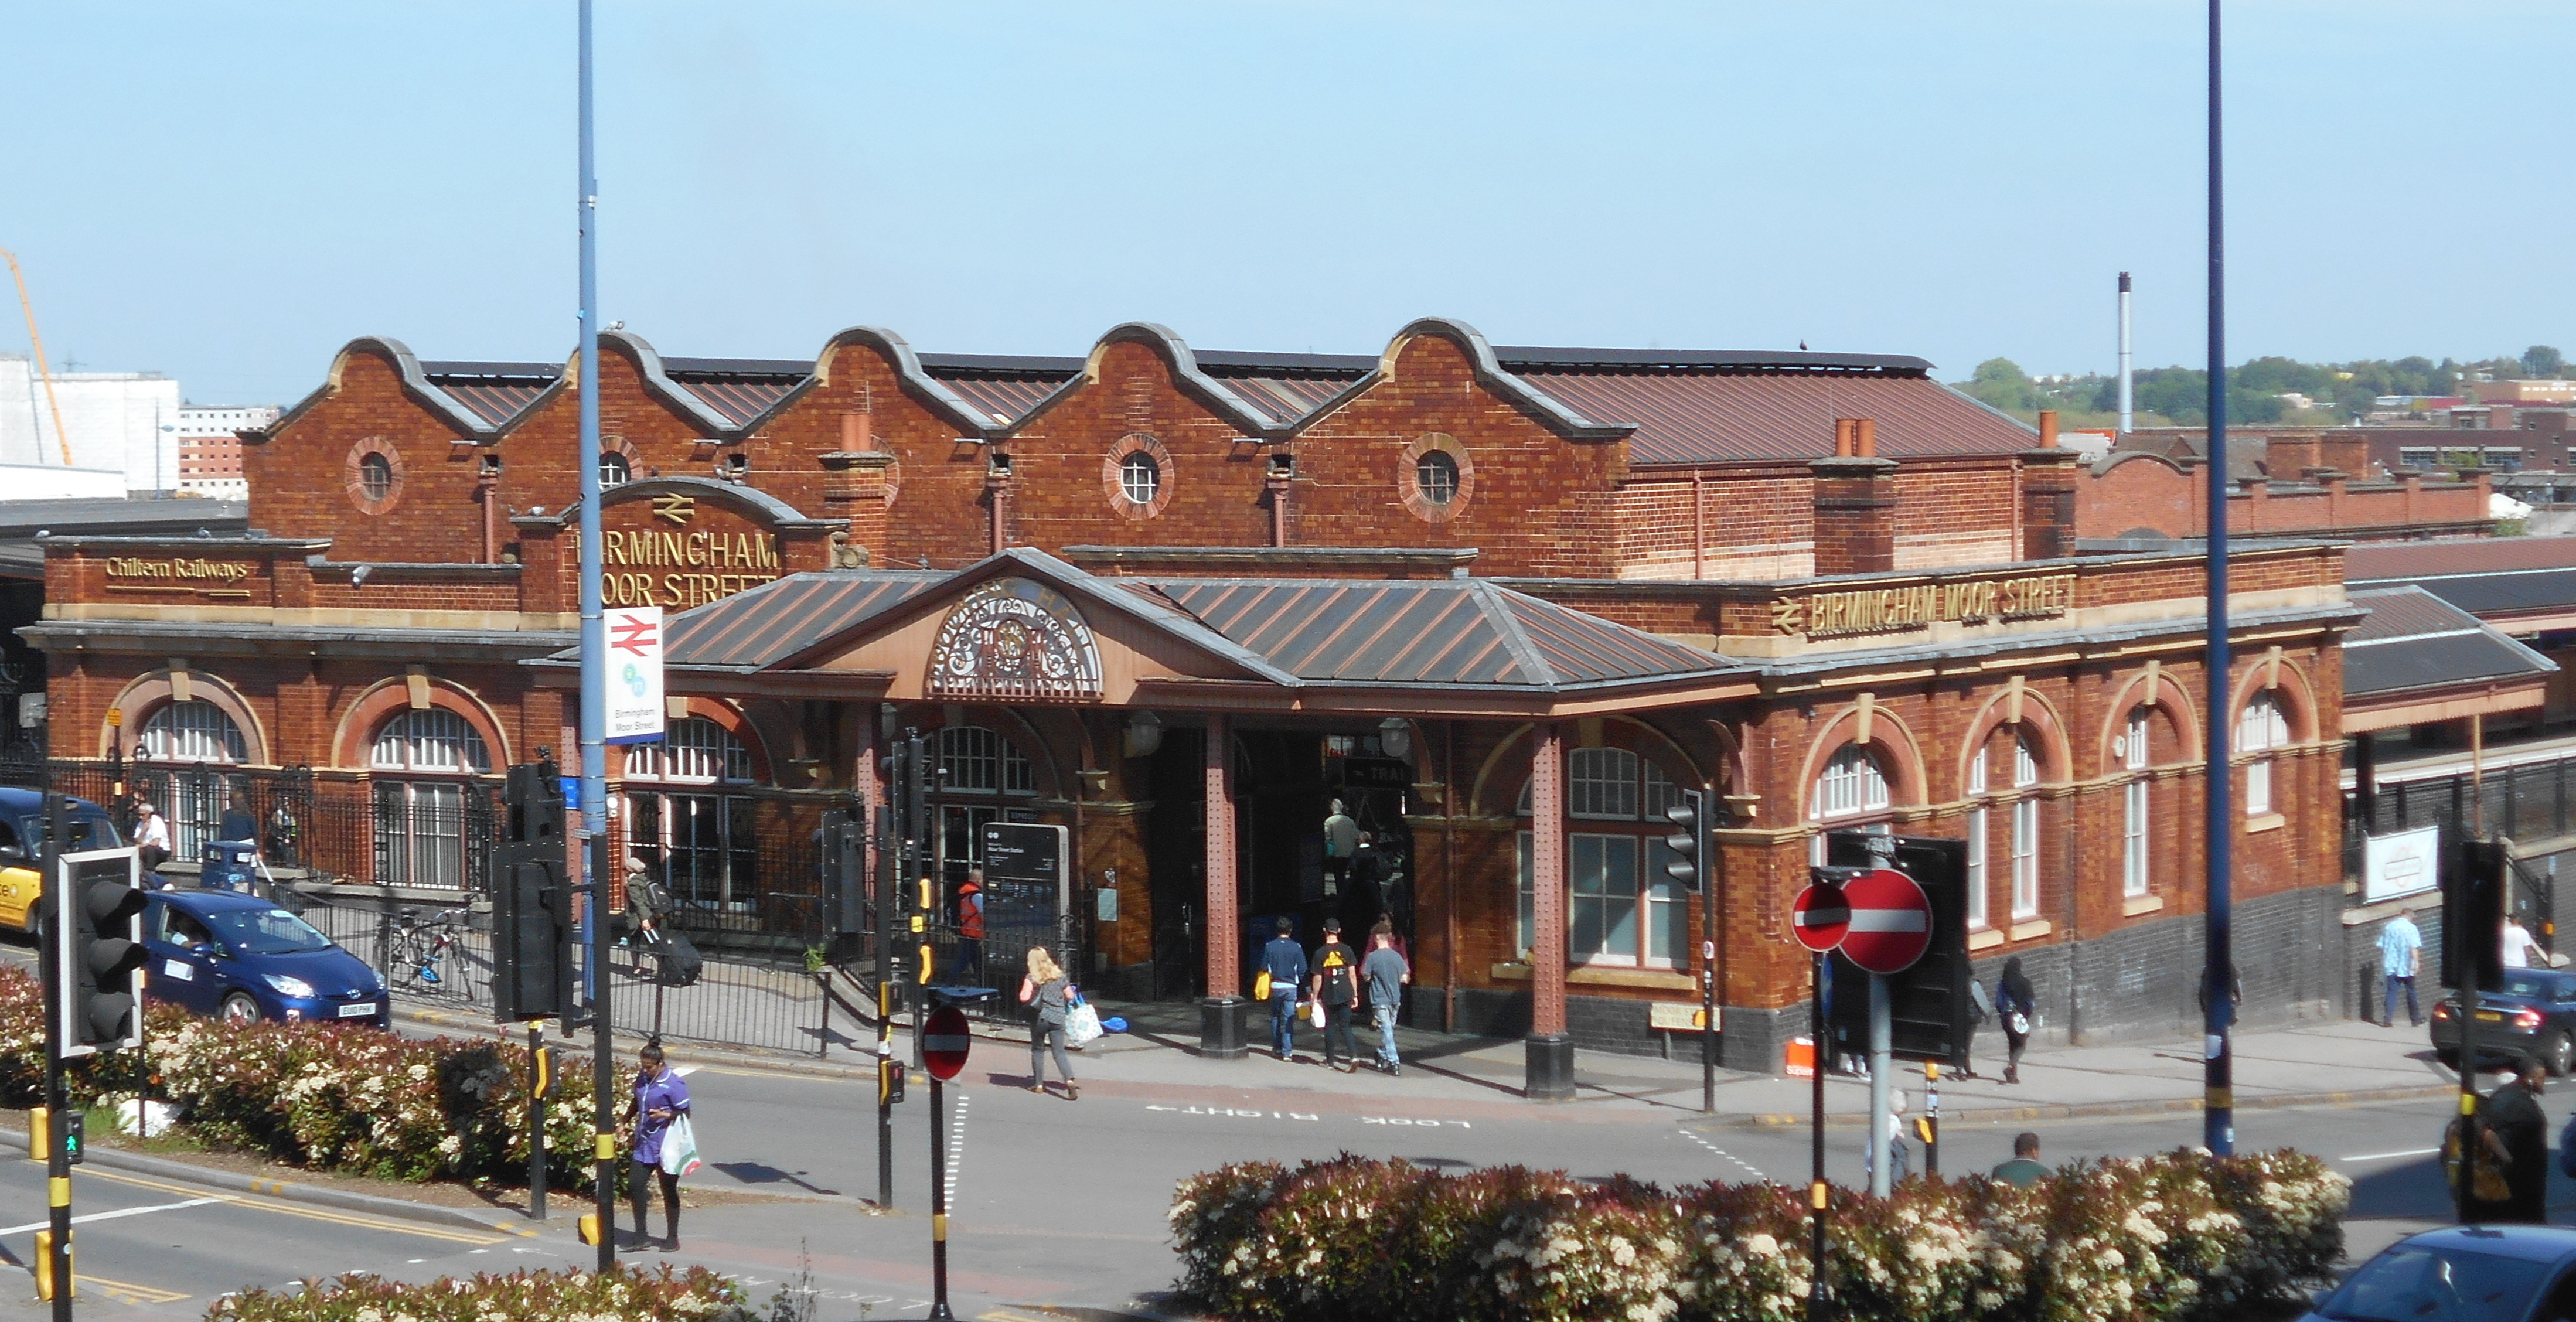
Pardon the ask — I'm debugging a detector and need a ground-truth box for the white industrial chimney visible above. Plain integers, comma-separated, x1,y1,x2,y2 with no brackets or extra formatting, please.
2117,272,2134,434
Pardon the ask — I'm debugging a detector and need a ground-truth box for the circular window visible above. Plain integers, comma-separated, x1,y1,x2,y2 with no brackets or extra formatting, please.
1102,434,1174,520
1416,451,1459,506
1398,434,1476,523
1120,452,1160,505
599,452,631,488
343,438,407,514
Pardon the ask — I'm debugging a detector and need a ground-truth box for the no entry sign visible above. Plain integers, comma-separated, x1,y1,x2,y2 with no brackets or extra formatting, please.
923,1006,972,1081
1791,879,1850,953
1838,867,1931,975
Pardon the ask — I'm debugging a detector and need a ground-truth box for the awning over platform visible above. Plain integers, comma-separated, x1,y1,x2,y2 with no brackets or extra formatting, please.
2342,584,2557,732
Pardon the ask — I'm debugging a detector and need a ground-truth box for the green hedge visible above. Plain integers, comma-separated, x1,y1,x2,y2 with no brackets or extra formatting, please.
0,965,606,1186
1170,1150,2349,1322
205,1265,746,1321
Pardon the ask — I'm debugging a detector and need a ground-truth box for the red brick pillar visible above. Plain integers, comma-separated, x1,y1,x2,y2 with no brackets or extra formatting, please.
1526,721,1575,1099
1810,456,1899,574
1200,714,1248,1057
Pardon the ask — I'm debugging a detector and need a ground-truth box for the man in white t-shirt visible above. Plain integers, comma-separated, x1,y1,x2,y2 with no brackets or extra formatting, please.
133,802,172,875
2502,917,2548,970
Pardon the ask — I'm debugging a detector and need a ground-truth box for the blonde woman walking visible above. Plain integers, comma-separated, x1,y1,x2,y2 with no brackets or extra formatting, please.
1018,947,1079,1100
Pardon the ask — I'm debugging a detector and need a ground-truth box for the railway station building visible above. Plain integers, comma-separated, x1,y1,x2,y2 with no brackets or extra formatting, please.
25,315,2517,1091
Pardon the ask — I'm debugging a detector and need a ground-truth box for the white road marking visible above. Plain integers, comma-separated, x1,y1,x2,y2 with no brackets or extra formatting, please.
1143,1105,1320,1121
673,1065,699,1078
0,1196,222,1235
1680,1129,1768,1181
1359,1116,1470,1128
2340,1147,2441,1163
945,1092,970,1202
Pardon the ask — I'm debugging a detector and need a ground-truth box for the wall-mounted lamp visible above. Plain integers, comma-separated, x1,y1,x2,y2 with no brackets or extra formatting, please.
1378,716,1412,760
1124,710,1164,758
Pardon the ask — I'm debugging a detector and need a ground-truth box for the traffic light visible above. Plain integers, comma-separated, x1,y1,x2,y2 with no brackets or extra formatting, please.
53,849,146,1055
1662,788,1708,893
493,761,573,1022
2445,836,2508,994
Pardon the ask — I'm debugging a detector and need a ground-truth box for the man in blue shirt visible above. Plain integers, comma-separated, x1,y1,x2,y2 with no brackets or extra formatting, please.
2379,910,2423,1027
1259,917,1307,1062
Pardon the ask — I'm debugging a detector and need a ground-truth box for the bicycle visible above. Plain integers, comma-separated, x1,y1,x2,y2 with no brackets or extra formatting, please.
387,907,471,996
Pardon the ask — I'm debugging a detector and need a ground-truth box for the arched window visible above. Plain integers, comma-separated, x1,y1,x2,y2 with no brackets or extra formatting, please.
1808,743,1892,866
1515,745,1689,969
933,725,1037,888
135,700,248,860
357,452,394,502
2240,693,2289,817
1965,728,2041,926
1119,451,1161,505
1415,451,1459,506
370,708,494,890
599,452,631,488
622,717,757,917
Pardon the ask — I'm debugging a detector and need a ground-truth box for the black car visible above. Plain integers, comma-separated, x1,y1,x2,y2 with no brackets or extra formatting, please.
2301,1224,2576,1322
2432,967,2576,1075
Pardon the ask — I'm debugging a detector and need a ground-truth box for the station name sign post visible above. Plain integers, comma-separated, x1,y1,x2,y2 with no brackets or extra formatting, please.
603,607,665,747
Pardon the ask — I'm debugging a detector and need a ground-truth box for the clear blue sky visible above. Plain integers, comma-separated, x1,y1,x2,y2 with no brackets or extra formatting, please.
1,2,2562,405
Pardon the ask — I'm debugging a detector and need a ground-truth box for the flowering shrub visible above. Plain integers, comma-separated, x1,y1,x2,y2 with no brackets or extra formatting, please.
1171,1150,2349,1322
0,965,609,1187
203,1264,747,1320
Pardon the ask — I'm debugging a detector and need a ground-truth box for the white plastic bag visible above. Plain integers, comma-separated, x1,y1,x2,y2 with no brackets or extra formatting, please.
1064,1001,1104,1050
1309,999,1326,1030
658,1113,701,1177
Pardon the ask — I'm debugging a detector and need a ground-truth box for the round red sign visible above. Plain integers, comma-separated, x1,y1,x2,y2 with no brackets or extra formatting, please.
1790,879,1850,953
923,1006,972,1081
1838,867,1931,975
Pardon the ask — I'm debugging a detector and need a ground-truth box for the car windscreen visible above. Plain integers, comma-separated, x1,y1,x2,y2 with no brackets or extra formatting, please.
202,907,335,957
2316,1243,2553,1322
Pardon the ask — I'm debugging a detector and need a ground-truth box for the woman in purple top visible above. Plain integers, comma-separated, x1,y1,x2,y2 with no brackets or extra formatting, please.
627,1038,690,1251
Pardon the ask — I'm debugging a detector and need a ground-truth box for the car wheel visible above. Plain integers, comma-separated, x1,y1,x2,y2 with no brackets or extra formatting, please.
2546,1031,2575,1078
219,992,262,1025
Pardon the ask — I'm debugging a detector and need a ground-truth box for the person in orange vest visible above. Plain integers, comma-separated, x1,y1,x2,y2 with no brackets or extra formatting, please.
955,865,987,984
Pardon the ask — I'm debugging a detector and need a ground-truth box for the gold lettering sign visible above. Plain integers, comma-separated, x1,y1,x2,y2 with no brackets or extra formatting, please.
101,557,255,599
1777,572,2077,638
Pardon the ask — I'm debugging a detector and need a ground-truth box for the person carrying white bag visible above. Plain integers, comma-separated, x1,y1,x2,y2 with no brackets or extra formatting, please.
626,1038,695,1252
1020,947,1081,1100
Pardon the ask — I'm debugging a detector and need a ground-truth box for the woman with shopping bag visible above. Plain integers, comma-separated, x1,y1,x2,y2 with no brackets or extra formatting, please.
626,1038,694,1252
1020,947,1079,1100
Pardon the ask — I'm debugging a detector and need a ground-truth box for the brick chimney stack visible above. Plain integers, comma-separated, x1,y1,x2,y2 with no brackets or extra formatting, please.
2019,409,2080,561
1811,417,1898,575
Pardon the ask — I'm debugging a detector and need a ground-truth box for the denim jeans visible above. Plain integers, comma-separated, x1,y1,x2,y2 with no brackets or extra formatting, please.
1372,1001,1401,1065
2384,973,2421,1025
1270,990,1299,1056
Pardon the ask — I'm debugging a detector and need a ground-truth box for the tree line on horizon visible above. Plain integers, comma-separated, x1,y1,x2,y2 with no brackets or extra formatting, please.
1955,345,2565,429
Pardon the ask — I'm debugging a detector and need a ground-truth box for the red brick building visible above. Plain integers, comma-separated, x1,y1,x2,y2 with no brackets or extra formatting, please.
28,316,2387,1086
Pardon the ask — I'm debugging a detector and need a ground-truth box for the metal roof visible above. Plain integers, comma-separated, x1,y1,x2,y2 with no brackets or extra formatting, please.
1144,577,1732,687
661,359,810,428
2345,584,2556,698
656,572,946,670
1512,370,2035,465
2385,570,2576,621
2347,536,2576,582
1494,346,1933,374
420,361,563,429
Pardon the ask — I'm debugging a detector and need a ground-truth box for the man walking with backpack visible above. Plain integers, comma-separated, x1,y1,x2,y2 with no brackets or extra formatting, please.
1311,919,1361,1072
1259,917,1307,1062
1363,919,1410,1076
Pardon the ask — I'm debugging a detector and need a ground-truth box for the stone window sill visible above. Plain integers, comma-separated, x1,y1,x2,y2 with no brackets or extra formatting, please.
2245,812,2287,834
1968,928,2006,951
2122,893,2165,916
2008,919,2053,942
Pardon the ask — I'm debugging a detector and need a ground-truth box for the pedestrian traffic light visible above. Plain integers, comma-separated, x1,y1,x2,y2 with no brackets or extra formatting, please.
1662,788,1708,893
53,848,146,1056
60,1112,83,1166
493,761,573,1023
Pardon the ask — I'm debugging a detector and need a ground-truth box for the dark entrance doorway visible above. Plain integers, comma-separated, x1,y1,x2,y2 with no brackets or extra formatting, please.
1140,724,1417,1004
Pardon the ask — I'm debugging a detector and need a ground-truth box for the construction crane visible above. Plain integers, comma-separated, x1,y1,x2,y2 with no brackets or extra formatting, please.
1,246,73,466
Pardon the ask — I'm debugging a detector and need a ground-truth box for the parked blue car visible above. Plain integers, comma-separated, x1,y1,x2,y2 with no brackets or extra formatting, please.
141,890,387,1028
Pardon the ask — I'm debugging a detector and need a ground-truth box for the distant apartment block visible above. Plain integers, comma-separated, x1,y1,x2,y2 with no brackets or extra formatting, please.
175,404,280,498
